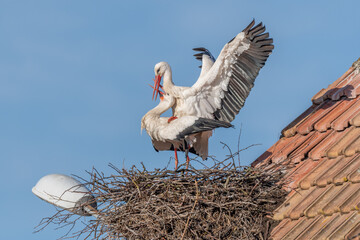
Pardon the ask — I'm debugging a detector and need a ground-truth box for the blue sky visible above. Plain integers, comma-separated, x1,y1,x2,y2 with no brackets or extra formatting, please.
1,1,360,239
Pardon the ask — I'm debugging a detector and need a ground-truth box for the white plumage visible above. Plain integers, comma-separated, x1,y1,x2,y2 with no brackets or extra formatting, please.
143,19,273,168
141,94,232,161
152,20,273,122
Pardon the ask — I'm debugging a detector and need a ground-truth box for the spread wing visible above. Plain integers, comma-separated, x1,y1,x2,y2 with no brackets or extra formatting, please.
182,19,273,122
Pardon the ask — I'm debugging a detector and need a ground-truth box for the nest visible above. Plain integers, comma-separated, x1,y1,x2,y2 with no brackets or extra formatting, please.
36,155,285,240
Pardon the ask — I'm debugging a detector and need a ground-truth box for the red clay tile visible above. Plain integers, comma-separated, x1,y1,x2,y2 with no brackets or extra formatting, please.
322,182,357,216
329,71,358,100
299,157,340,189
351,74,360,95
332,84,356,101
312,88,328,105
304,184,342,218
252,136,297,167
270,218,291,240
333,154,360,184
331,96,360,131
271,134,310,163
307,130,340,160
310,213,349,239
295,216,325,240
312,67,355,104
283,158,323,191
328,212,360,240
270,218,303,240
349,166,360,183
328,70,357,98
281,105,316,138
327,126,360,158
351,111,360,127
315,156,354,187
344,135,360,157
339,183,360,213
288,186,329,220
314,98,356,132
279,216,319,239
256,64,360,239
345,222,360,240
273,188,313,220
296,100,338,135
251,150,273,167
288,131,331,163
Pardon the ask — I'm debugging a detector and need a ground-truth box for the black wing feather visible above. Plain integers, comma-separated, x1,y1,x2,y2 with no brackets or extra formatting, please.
213,20,273,122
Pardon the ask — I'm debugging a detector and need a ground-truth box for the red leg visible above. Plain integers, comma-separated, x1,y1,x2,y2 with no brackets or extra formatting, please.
186,155,190,170
174,148,178,171
185,144,191,170
168,116,178,123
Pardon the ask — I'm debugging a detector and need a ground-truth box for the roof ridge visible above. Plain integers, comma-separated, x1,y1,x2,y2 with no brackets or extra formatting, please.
353,57,360,73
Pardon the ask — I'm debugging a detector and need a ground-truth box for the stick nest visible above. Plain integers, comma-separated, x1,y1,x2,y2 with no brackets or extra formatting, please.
37,158,286,240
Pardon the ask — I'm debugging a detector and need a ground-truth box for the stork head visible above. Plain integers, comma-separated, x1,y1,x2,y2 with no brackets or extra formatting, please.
152,62,170,101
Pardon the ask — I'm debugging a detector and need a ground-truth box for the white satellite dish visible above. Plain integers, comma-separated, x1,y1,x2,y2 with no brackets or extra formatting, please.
32,174,97,216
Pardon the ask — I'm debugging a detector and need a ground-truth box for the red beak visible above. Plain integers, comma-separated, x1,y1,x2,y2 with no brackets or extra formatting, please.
152,75,162,100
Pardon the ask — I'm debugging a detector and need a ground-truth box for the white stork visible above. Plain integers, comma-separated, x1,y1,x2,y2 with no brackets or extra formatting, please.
146,19,273,169
141,94,232,170
152,19,273,123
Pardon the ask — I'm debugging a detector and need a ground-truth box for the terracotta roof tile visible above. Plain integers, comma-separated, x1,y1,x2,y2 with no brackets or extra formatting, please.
281,105,315,138
253,60,360,239
339,185,360,213
345,222,360,239
271,213,360,240
298,157,336,189
294,216,324,240
351,111,360,126
312,67,356,104
288,186,329,220
327,126,360,158
349,166,360,183
271,133,309,163
271,218,302,240
279,216,318,240
288,131,330,163
273,188,313,220
313,98,355,132
328,212,360,240
333,154,360,184
307,130,338,160
283,158,323,191
296,100,337,135
331,97,360,131
305,185,342,218
310,213,352,239
315,156,352,187
322,183,358,216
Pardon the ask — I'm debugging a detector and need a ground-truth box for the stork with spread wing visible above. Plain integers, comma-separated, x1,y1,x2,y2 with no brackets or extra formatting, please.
152,19,273,121
144,19,273,169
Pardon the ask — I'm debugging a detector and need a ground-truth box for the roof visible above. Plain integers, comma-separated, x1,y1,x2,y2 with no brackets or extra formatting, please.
252,57,360,240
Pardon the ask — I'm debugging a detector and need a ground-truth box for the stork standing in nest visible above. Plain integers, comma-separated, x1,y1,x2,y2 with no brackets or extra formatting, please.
144,19,273,169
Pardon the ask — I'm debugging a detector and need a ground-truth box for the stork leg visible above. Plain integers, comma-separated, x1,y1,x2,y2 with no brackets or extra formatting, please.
186,155,190,170
185,147,190,170
174,148,179,171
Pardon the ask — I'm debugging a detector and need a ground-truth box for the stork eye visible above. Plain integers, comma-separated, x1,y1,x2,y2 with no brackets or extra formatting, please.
157,69,160,73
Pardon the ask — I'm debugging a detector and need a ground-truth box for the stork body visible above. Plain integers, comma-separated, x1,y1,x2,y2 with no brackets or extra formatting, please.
141,95,232,168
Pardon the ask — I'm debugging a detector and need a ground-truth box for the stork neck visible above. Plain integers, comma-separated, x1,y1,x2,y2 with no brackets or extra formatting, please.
162,68,174,93
147,97,174,118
